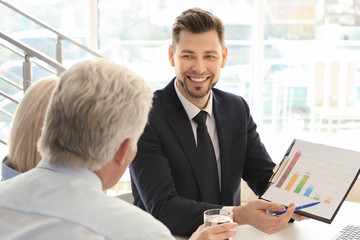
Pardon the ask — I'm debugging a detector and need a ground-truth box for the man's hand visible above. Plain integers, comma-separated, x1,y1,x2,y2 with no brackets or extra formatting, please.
189,222,238,240
291,212,308,221
232,199,296,234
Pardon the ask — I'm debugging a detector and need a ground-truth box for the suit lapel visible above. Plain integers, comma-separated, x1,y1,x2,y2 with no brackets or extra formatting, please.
213,92,233,204
162,80,204,196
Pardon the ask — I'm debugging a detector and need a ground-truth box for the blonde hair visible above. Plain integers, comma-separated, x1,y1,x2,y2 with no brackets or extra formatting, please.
38,58,153,171
7,77,58,172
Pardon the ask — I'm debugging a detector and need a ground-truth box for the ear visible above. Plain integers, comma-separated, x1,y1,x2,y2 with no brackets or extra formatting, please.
114,139,131,168
168,45,175,67
221,46,228,68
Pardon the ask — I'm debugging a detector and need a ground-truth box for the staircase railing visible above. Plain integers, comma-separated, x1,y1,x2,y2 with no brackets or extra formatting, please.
0,0,105,146
0,0,103,64
0,31,66,92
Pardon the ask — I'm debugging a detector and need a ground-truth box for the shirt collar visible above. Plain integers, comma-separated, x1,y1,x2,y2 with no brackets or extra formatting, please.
1,156,20,181
174,79,213,120
37,157,103,191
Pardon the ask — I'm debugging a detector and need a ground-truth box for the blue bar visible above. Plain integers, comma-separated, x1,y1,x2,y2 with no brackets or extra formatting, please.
304,187,314,197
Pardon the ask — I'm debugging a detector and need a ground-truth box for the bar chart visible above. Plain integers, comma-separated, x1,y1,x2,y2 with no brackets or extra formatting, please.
274,150,343,205
261,139,360,222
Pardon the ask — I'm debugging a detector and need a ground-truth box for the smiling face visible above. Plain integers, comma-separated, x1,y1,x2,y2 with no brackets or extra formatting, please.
169,30,228,109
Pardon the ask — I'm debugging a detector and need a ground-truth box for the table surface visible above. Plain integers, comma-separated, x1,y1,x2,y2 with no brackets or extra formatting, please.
175,201,360,240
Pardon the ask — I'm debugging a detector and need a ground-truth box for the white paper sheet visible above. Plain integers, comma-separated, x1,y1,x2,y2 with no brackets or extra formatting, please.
261,139,360,222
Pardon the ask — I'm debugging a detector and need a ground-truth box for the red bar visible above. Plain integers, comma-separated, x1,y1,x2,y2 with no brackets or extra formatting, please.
276,152,301,188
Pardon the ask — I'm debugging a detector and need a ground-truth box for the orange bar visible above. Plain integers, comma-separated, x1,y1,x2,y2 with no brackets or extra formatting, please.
324,199,331,204
285,174,299,191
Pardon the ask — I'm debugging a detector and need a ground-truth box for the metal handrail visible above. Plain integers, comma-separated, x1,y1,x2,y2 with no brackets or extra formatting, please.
0,108,13,119
0,106,14,118
0,39,24,58
0,0,103,61
0,39,59,75
0,1,107,146
0,75,23,91
0,32,65,146
0,31,66,73
0,91,19,105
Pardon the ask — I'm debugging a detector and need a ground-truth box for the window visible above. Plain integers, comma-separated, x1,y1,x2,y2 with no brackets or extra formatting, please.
1,0,359,192
97,0,360,159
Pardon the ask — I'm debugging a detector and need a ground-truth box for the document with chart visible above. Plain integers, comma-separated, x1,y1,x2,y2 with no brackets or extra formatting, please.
261,139,360,223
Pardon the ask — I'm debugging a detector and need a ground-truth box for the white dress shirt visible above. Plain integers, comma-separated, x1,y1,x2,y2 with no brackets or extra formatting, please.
0,158,174,240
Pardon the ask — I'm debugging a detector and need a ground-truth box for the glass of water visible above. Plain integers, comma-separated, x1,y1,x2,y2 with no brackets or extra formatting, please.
204,208,233,228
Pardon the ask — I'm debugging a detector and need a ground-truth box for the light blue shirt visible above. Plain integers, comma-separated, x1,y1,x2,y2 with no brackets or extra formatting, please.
1,156,20,181
0,157,174,240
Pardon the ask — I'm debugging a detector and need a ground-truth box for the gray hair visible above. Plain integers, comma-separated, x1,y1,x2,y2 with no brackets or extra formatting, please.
37,58,153,171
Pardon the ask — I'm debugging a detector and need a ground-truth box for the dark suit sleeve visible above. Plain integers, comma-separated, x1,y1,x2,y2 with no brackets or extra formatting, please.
130,122,222,236
241,101,275,196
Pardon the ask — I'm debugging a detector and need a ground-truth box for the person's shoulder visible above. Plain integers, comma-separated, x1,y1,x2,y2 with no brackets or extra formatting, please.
153,88,164,103
150,80,181,114
152,81,174,101
94,196,174,239
212,88,247,104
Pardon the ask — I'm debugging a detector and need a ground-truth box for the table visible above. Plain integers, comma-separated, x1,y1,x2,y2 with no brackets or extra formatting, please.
175,201,359,240
232,201,359,240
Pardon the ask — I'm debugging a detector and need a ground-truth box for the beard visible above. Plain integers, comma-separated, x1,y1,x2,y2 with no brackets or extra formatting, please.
176,75,217,99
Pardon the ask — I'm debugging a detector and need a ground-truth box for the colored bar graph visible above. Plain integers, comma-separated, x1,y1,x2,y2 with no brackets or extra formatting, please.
294,174,310,194
276,152,302,188
304,186,314,197
285,173,299,191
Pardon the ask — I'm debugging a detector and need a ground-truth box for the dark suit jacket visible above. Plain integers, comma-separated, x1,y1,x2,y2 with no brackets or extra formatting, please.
130,78,275,236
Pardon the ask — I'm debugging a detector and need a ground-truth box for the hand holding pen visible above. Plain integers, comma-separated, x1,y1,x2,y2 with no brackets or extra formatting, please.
270,201,320,216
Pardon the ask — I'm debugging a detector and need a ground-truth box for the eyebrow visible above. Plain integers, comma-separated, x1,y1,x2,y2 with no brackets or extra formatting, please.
180,49,219,55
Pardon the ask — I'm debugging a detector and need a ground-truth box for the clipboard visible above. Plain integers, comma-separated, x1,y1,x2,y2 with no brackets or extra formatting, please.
260,139,360,224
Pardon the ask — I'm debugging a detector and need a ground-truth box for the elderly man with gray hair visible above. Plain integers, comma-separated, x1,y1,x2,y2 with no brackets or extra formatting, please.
0,58,237,240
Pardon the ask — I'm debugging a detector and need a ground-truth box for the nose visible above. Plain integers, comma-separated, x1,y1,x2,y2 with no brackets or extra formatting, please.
191,58,207,73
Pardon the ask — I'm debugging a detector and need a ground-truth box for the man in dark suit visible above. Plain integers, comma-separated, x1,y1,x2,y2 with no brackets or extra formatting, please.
130,7,302,237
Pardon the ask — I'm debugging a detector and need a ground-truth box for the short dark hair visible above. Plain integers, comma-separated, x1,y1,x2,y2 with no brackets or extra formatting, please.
172,8,225,50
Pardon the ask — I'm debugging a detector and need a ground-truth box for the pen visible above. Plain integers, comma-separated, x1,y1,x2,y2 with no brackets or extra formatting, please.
271,201,320,216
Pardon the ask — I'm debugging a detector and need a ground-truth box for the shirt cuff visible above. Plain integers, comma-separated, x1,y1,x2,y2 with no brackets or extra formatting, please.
222,206,235,212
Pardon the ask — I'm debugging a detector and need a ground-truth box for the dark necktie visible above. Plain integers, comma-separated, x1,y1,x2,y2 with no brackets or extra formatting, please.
193,111,221,204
